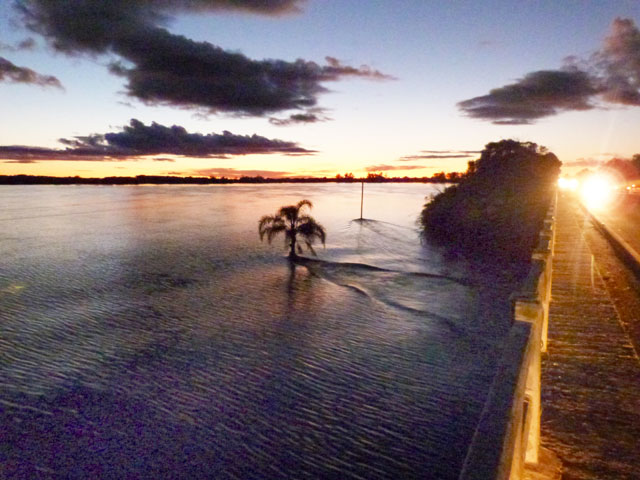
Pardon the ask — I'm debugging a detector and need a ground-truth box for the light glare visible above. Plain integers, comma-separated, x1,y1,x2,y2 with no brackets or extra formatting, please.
580,175,615,209
558,177,579,191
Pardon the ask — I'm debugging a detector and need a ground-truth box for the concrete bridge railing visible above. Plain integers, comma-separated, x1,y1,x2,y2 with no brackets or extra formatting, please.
459,194,557,480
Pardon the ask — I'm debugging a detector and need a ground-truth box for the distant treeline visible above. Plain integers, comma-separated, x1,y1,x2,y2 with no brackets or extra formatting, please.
0,172,464,185
577,154,640,182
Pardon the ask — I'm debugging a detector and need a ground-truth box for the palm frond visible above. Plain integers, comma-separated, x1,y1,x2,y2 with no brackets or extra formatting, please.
266,223,287,244
258,215,276,240
304,240,317,256
278,205,299,222
297,218,326,245
296,199,313,212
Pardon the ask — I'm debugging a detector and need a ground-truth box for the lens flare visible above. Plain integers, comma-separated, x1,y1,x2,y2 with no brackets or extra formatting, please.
580,175,615,210
558,177,579,191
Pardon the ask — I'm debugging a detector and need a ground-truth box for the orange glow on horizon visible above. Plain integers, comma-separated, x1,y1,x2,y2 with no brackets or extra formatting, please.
1,157,446,179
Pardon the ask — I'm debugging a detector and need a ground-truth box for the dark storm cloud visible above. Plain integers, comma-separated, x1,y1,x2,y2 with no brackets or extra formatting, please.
458,18,640,124
3,158,38,164
398,150,479,161
323,56,394,81
0,56,62,88
17,37,37,50
155,0,305,15
0,145,113,162
399,154,474,160
365,164,427,172
0,119,315,163
597,17,640,105
421,150,480,154
63,119,316,156
14,0,391,115
0,37,36,51
269,111,329,126
458,69,599,125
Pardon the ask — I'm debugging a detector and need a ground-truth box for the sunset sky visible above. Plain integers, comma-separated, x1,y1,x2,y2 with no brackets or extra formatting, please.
1,1,640,179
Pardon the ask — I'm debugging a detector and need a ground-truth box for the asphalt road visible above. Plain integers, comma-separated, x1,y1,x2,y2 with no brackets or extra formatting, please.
589,193,640,258
581,190,640,356
539,193,640,480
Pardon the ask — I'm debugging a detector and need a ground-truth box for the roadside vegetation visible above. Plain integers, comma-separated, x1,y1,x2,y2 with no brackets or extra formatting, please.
420,140,561,264
576,154,640,186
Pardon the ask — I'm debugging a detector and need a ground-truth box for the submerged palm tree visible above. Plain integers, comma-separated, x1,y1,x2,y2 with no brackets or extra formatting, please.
259,199,326,259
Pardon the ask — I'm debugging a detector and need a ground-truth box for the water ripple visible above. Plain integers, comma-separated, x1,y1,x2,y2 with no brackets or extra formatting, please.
0,185,509,479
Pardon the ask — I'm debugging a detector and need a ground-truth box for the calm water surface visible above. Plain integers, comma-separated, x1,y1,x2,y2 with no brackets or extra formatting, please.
1,184,509,479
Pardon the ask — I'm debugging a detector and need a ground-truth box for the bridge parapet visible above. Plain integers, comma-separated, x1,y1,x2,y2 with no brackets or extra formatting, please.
459,193,557,480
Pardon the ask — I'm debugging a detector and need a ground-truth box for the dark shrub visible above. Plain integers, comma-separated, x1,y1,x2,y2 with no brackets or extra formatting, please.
421,140,561,264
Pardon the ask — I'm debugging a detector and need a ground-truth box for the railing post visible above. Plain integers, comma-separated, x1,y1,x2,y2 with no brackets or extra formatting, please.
512,298,543,465
532,239,552,353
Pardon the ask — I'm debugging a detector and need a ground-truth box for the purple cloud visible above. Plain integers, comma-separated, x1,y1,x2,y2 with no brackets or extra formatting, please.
182,167,294,178
365,164,428,172
0,56,62,88
597,17,640,105
15,0,392,116
458,18,640,124
269,111,330,126
399,150,479,161
420,150,480,155
0,37,36,51
0,119,315,163
400,154,475,160
458,69,599,125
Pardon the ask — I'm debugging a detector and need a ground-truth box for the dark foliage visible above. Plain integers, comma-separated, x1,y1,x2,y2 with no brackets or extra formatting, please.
420,140,561,264
600,156,640,181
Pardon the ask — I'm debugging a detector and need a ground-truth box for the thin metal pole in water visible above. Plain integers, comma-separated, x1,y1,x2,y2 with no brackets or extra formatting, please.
360,181,364,220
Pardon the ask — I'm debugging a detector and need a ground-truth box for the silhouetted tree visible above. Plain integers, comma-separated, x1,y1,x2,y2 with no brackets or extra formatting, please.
366,172,386,182
421,139,561,263
431,172,447,182
466,160,477,176
259,200,326,259
601,157,640,181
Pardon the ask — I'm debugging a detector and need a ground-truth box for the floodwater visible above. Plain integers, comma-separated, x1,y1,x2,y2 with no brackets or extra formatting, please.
1,184,510,479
